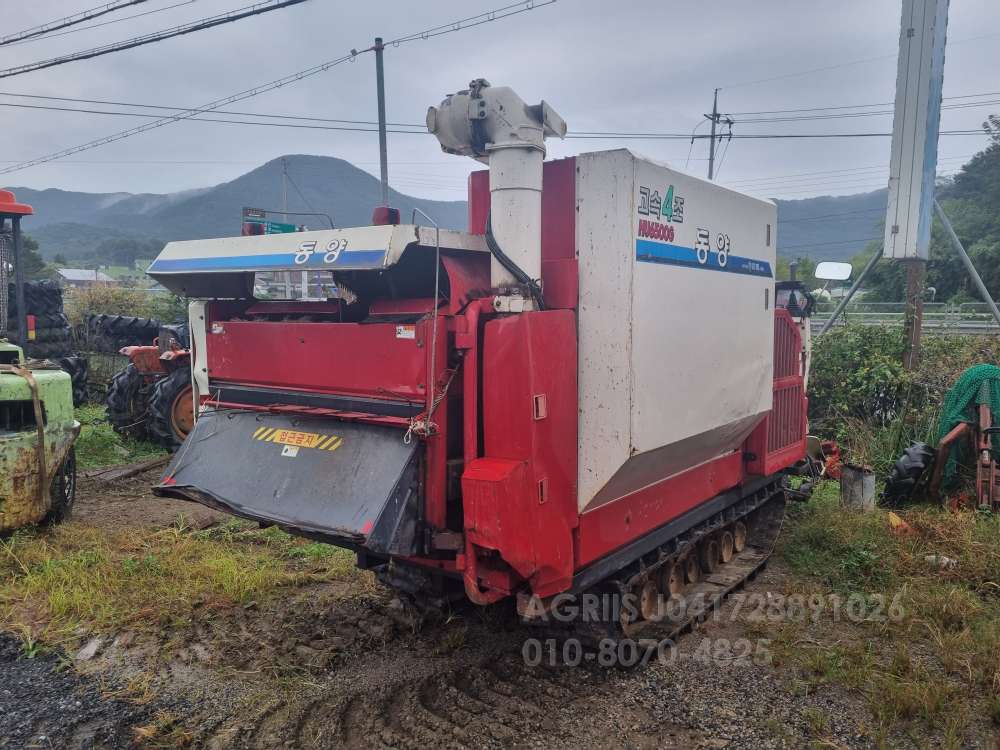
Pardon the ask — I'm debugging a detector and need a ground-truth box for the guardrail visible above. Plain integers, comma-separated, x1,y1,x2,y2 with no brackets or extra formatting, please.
812,302,1000,334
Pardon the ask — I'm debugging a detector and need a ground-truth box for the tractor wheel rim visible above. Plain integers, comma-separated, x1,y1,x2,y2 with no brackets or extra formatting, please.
171,386,195,438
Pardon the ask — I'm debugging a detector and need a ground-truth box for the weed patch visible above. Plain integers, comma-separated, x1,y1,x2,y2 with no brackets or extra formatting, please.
74,403,165,471
772,481,1000,742
0,521,366,649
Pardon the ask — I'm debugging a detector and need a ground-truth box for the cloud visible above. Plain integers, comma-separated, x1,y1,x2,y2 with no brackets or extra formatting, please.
2,0,994,200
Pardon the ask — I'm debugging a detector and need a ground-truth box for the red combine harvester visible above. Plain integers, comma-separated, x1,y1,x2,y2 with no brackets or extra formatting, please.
150,81,810,634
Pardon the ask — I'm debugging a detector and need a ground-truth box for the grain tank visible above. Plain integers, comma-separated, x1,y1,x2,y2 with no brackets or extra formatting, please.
150,80,807,628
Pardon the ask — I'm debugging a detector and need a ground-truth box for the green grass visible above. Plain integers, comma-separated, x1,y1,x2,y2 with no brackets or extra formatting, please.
0,519,366,648
772,482,1000,743
74,403,166,471
781,482,900,592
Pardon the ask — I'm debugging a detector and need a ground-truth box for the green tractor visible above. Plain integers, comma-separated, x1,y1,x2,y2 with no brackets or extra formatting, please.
0,190,79,532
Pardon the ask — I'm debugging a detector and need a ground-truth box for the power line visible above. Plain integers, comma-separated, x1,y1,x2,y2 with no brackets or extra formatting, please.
567,129,984,140
0,0,556,176
727,91,1000,118
0,91,425,127
779,208,885,224
284,168,318,213
3,98,987,144
722,29,1000,91
2,1,201,48
0,0,313,80
779,236,881,252
726,154,976,186
732,166,961,192
730,98,1000,125
0,1,150,46
0,100,425,133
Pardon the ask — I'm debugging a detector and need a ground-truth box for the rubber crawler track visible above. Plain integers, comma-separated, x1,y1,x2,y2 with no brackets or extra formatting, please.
529,484,788,646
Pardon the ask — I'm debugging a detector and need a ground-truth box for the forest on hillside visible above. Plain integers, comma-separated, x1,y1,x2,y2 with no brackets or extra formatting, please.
847,117,1000,303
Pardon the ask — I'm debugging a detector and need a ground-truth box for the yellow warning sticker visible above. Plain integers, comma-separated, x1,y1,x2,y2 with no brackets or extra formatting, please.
252,427,343,451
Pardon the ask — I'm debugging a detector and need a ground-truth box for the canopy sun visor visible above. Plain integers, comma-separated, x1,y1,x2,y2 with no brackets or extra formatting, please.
155,410,421,555
146,224,487,298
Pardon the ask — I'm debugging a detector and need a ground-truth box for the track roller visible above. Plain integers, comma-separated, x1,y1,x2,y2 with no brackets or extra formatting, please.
638,579,660,621
733,521,747,552
700,537,720,574
720,530,735,564
660,562,683,597
684,554,701,584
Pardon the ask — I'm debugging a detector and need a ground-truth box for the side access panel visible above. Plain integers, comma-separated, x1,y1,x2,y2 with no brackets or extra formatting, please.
463,310,578,598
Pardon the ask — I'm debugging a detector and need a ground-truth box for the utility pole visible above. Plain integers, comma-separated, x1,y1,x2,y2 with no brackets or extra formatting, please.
706,88,720,180
901,260,925,369
374,36,389,205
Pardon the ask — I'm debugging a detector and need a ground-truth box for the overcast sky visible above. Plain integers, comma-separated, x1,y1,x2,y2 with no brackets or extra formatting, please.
2,0,996,203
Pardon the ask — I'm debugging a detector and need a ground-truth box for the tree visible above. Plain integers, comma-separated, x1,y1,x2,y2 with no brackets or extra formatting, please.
53,253,67,265
856,117,1000,303
19,234,51,280
775,255,816,283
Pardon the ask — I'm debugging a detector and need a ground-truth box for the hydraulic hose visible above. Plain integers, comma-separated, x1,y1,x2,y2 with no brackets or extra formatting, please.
484,212,545,311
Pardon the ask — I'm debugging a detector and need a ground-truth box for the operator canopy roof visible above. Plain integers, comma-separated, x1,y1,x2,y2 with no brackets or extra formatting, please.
147,224,487,298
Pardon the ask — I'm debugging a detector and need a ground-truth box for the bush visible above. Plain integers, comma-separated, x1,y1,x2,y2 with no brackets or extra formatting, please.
810,326,1000,471
63,286,186,328
810,325,909,433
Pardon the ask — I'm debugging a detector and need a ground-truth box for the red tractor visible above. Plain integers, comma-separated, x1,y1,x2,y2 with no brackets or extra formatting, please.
106,324,192,448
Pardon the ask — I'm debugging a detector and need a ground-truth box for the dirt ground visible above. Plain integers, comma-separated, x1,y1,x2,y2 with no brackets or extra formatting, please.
0,471,984,749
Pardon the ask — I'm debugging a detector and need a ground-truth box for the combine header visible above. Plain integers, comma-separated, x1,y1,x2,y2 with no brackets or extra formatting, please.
151,80,809,632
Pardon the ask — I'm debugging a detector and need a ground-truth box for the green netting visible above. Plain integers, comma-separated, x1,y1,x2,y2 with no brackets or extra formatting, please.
937,364,1000,482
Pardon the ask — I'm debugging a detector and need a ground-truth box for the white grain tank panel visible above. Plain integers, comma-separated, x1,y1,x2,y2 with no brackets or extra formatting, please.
576,150,636,510
629,155,775,464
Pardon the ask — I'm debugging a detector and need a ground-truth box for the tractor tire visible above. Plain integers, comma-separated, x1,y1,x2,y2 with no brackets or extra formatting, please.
106,363,150,439
883,442,936,506
56,356,90,406
43,448,77,525
147,366,194,449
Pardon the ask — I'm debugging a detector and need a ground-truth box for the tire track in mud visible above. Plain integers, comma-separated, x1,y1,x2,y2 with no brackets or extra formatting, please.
192,610,611,750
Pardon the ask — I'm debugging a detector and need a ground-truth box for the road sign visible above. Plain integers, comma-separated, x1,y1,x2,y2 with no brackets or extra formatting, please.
262,221,298,234
883,0,950,260
242,206,266,220
242,218,299,234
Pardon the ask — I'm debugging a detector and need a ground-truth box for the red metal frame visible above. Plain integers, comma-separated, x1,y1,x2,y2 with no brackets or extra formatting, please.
574,452,745,568
468,158,579,309
744,309,808,476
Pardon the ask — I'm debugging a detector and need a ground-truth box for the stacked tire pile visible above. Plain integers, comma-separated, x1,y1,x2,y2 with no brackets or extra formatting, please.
5,281,89,406
5,281,73,358
85,313,161,353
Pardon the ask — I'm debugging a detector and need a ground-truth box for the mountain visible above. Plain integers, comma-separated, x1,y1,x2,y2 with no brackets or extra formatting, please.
775,189,887,262
15,155,468,259
15,152,887,265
